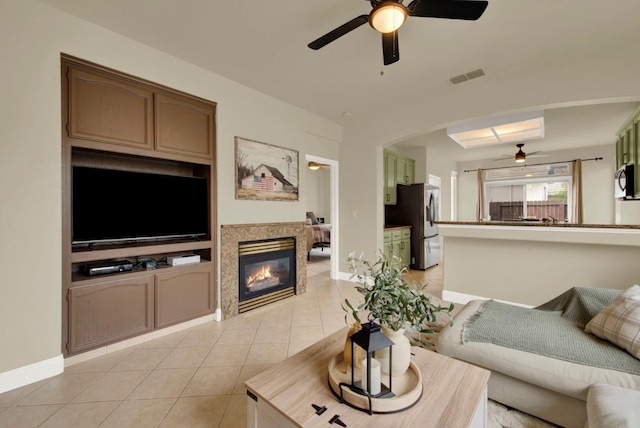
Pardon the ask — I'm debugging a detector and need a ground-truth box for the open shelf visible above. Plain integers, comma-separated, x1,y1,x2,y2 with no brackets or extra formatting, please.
70,239,213,263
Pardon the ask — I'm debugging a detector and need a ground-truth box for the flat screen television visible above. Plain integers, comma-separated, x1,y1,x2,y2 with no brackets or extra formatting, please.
72,166,208,244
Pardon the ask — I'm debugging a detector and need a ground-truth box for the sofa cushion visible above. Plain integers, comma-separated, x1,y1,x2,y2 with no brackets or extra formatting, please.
585,285,640,359
587,383,640,428
438,300,640,401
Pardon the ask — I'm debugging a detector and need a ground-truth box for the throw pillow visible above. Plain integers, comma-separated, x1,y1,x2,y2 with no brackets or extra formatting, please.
585,285,640,359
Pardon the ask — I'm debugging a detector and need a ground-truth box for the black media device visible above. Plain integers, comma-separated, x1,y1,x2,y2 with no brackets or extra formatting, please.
72,166,208,244
82,259,134,277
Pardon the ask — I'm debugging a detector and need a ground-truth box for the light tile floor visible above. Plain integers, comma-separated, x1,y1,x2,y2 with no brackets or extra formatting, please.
0,252,444,428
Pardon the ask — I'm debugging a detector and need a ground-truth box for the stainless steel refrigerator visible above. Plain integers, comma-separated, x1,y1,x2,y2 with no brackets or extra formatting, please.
385,183,440,270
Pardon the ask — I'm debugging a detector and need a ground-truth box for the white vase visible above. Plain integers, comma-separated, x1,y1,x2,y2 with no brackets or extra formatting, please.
377,326,411,377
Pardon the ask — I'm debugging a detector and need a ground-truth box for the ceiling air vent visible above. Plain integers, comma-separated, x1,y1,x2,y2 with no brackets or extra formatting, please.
448,68,485,85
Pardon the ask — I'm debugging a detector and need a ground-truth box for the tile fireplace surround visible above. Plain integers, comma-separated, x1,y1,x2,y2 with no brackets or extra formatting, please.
220,222,307,319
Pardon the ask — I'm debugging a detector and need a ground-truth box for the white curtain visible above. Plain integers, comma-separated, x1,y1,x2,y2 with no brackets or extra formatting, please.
571,159,583,224
476,168,486,221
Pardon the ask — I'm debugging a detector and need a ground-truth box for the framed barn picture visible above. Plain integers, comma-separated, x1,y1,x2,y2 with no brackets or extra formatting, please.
235,136,299,201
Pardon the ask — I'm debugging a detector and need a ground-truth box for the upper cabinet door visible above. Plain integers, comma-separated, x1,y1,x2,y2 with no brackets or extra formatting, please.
155,92,215,159
396,156,408,184
68,66,154,150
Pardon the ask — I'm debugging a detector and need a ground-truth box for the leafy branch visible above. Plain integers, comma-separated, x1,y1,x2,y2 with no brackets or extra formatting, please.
343,251,454,348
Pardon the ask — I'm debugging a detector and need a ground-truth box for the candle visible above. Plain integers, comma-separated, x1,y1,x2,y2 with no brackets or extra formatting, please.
361,357,381,395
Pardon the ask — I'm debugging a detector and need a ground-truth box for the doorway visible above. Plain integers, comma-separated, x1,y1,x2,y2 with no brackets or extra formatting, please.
305,154,339,279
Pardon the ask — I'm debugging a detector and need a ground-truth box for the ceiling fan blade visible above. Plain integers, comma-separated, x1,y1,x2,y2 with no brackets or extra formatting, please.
407,0,488,20
382,30,399,65
308,15,369,50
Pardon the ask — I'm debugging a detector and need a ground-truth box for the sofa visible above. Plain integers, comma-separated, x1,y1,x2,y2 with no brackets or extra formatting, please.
438,286,640,428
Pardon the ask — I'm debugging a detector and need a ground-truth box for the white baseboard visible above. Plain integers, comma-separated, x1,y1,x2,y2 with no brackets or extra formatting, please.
337,271,353,282
442,290,488,305
340,274,532,309
443,290,532,308
0,354,63,394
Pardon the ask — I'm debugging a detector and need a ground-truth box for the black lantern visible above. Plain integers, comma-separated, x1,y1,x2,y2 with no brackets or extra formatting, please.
339,320,395,414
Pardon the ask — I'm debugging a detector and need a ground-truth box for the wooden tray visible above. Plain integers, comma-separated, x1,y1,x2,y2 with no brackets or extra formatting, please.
327,352,423,414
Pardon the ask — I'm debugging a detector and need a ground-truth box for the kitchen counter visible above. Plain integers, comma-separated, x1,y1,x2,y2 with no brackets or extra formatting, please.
437,221,640,247
437,221,640,230
384,224,412,230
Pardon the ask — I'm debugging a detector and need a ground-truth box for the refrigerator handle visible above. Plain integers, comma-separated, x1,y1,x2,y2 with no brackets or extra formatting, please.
426,192,435,227
423,234,438,240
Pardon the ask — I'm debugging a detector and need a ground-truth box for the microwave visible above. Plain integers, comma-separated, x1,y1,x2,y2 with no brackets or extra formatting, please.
615,164,635,199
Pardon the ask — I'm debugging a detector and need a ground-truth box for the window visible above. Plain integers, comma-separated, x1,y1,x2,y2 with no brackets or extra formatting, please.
484,163,571,222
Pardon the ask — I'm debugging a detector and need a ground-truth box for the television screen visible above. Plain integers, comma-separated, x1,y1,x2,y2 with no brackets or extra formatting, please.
72,166,208,244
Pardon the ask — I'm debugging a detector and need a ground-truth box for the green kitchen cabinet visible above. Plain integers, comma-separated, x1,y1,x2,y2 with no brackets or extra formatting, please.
384,149,415,205
395,153,415,185
400,228,411,267
383,229,393,261
615,103,640,196
383,227,411,268
384,150,397,205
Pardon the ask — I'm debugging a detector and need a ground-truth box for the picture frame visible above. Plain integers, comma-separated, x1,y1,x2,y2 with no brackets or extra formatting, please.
235,136,299,201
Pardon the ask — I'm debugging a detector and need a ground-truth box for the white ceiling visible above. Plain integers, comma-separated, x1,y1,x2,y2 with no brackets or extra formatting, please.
37,0,640,161
395,102,637,162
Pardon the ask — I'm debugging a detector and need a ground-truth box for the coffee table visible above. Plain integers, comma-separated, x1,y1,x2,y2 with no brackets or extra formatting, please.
245,327,490,427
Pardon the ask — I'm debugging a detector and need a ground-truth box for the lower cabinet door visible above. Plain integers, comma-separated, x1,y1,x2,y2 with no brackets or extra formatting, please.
155,264,213,328
400,238,411,267
68,275,154,355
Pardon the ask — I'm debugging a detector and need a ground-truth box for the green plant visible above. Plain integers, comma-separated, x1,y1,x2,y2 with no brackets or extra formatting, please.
343,251,454,347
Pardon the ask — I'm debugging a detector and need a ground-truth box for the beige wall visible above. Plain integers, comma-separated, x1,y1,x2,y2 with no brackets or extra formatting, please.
339,140,383,271
615,199,640,224
0,0,340,376
442,232,640,306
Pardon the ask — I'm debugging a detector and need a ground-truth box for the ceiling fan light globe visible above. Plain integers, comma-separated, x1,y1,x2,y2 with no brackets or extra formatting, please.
370,3,407,33
308,161,321,170
515,151,526,163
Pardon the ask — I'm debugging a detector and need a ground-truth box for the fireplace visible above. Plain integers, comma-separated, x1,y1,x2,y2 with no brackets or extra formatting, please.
238,237,296,313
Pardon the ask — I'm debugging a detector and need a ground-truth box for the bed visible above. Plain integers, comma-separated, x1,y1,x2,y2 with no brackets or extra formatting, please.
306,212,331,260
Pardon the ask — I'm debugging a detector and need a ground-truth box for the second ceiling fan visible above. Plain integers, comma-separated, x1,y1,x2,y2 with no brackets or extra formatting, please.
308,0,489,65
493,144,548,163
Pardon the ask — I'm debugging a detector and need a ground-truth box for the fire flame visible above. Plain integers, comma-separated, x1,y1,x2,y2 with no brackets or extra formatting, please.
247,264,272,287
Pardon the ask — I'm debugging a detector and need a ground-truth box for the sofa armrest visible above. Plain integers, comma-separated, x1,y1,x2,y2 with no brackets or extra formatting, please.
586,383,640,428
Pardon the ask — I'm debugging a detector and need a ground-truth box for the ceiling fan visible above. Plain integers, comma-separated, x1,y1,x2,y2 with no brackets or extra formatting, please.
307,0,489,65
493,144,549,163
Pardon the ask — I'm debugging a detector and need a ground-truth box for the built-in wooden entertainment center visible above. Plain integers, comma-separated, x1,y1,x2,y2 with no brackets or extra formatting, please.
61,55,217,356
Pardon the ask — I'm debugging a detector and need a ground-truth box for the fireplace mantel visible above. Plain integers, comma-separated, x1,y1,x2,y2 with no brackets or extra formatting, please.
220,222,307,319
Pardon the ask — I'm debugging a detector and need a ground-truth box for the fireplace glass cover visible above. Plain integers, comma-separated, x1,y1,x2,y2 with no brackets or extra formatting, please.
238,238,296,302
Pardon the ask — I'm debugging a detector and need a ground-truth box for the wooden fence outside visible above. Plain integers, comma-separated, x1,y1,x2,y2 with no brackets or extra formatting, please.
490,200,567,221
